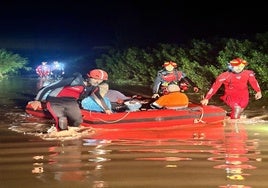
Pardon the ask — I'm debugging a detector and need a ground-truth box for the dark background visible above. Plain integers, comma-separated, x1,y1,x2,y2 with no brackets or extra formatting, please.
0,0,267,66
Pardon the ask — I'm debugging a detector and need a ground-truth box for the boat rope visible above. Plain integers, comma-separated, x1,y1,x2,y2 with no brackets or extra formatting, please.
192,106,206,124
89,111,131,123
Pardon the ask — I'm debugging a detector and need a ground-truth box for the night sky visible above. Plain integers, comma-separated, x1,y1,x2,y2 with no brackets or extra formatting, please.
0,0,267,64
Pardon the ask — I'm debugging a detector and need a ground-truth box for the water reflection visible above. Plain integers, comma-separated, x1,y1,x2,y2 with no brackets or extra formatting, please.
81,122,264,188
1,119,267,188
29,139,112,187
1,76,268,188
36,77,49,90
87,141,112,188
32,155,44,174
36,77,59,90
210,121,261,188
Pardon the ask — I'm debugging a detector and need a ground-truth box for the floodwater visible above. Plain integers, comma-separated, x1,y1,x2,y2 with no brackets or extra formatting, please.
1,76,268,188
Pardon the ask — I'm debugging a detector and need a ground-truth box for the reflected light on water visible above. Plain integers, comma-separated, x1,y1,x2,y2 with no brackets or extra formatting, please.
2,76,268,188
211,121,262,188
22,121,264,188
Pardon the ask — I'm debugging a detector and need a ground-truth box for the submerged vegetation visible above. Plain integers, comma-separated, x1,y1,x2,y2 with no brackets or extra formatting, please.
1,32,267,96
96,32,268,94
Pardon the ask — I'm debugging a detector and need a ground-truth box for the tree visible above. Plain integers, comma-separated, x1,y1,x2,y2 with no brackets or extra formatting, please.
94,32,268,93
0,49,31,79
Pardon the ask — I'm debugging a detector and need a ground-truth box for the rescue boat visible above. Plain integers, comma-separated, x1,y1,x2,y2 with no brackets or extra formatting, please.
25,103,226,130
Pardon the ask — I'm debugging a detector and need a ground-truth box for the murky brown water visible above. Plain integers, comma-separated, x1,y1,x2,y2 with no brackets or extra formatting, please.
1,76,268,188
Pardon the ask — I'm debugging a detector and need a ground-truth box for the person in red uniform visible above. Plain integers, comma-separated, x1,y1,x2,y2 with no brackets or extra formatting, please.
28,69,110,131
36,61,51,79
50,61,65,79
152,61,199,98
200,58,262,119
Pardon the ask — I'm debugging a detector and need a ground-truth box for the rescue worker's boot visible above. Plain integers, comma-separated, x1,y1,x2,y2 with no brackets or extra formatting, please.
232,106,244,119
58,117,68,130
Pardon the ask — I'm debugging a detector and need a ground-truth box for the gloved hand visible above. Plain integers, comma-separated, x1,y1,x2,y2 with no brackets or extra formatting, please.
104,109,113,115
200,99,209,105
28,101,42,110
255,91,262,100
116,99,124,104
152,93,159,99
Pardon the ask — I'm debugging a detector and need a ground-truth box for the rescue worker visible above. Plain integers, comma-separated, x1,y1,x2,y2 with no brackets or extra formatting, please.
200,58,262,119
36,61,51,79
28,69,111,131
152,61,199,98
50,61,65,79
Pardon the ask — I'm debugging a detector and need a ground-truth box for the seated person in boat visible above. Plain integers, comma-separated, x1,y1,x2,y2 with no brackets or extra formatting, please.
152,61,199,99
105,89,147,112
105,89,132,112
81,82,112,113
150,84,189,109
105,89,131,103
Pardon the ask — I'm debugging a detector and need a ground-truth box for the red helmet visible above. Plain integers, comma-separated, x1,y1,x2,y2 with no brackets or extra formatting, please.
230,58,248,66
87,69,108,80
163,61,177,68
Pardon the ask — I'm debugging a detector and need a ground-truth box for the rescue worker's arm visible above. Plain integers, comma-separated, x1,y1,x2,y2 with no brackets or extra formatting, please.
35,76,76,101
200,73,226,105
152,72,162,98
247,70,262,100
31,74,83,110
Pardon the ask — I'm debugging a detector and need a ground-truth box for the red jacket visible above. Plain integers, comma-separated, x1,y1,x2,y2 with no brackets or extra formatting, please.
205,70,261,100
35,73,86,101
152,69,197,94
36,65,51,77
